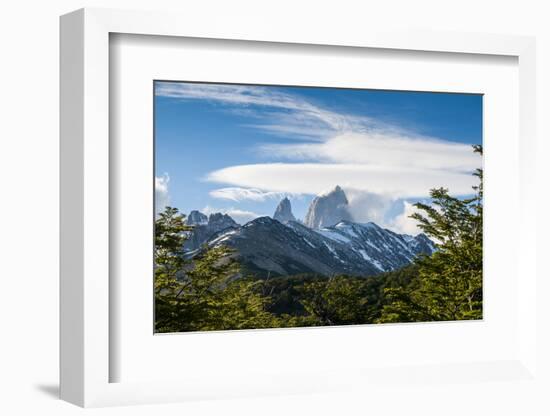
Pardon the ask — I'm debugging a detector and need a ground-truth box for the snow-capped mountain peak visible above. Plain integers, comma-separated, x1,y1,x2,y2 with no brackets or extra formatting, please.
183,211,238,251
304,185,353,229
185,210,208,225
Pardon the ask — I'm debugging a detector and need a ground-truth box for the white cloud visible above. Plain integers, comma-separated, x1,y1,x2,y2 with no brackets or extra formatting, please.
345,189,395,225
387,201,425,235
156,83,302,109
202,205,264,225
209,187,294,202
206,163,476,198
259,132,479,173
155,174,170,214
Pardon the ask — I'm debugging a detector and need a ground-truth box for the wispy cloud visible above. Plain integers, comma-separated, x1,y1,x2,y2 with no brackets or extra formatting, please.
209,187,296,202
206,163,476,198
156,83,306,111
202,205,264,225
258,132,479,173
155,82,384,140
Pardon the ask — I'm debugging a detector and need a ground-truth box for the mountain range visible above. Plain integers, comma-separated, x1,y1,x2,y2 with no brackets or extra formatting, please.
183,186,436,278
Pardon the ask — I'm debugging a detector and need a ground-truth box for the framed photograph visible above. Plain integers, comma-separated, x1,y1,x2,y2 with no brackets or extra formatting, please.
60,8,539,409
152,79,482,334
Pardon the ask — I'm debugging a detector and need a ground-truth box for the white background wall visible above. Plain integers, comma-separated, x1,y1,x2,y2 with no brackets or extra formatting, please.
1,1,548,415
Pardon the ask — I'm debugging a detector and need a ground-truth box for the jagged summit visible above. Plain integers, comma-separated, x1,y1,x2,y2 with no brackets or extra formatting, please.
304,185,353,229
208,212,237,229
183,212,238,251
186,210,208,225
326,185,344,195
273,197,296,223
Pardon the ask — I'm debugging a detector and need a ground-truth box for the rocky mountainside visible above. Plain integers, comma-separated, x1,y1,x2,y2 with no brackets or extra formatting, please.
304,185,353,229
206,217,380,277
314,221,436,272
273,197,296,223
185,210,208,225
203,217,436,278
183,188,436,277
184,212,238,251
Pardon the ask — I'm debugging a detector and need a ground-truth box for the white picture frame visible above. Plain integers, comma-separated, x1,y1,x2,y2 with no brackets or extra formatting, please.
60,7,539,408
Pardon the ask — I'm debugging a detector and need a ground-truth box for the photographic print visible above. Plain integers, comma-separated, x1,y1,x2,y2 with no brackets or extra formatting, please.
154,81,483,333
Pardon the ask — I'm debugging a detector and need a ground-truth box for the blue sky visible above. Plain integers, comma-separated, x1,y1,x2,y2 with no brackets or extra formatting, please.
154,81,482,234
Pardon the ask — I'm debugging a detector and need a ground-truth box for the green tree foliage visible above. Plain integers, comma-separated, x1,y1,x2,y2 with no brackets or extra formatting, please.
154,207,278,332
298,276,373,326
258,273,387,327
379,145,483,322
